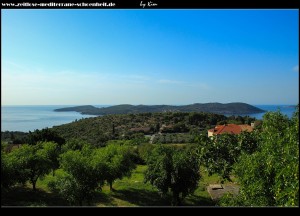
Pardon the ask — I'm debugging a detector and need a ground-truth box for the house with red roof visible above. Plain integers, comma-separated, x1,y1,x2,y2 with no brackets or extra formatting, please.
208,124,253,137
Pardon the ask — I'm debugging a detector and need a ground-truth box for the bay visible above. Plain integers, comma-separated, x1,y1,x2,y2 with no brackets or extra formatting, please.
1,104,297,132
1,105,107,132
237,105,296,119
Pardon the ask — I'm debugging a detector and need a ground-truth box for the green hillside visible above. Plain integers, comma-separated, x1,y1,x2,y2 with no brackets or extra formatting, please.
54,102,265,116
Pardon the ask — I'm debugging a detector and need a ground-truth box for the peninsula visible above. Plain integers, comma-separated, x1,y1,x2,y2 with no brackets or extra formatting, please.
54,102,265,116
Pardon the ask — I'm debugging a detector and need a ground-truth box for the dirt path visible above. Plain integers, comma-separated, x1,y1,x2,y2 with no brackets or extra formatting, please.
207,183,239,201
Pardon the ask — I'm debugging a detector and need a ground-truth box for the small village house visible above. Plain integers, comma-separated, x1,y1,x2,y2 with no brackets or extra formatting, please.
207,124,253,137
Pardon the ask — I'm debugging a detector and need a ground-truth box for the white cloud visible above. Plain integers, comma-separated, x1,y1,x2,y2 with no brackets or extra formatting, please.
118,74,151,84
126,75,150,81
293,65,299,72
157,79,184,84
189,82,211,90
2,61,213,105
2,61,115,104
157,79,210,90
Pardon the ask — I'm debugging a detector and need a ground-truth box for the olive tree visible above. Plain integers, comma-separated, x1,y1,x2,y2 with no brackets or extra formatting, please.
1,144,26,190
49,147,105,206
38,141,60,176
224,109,299,206
198,133,239,181
11,144,52,190
93,144,136,191
1,142,60,190
144,145,201,205
197,128,260,182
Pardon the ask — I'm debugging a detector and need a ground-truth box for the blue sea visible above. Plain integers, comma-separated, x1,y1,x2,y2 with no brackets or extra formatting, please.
1,105,297,132
243,105,297,120
1,105,108,132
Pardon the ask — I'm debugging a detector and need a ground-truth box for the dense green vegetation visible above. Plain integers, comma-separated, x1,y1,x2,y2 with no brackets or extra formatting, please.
1,112,257,147
48,147,104,205
1,128,65,146
218,108,299,206
151,133,195,144
1,142,57,191
54,102,265,115
198,130,260,181
93,144,136,191
1,165,216,207
1,107,298,207
145,145,200,205
51,112,255,146
1,131,28,144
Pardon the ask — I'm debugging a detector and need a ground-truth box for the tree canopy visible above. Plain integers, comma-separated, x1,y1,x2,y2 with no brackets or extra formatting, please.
8,143,52,190
93,144,136,191
49,147,105,206
220,107,299,207
145,145,201,205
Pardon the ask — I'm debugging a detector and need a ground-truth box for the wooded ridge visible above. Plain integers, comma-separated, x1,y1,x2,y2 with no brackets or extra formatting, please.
54,102,265,115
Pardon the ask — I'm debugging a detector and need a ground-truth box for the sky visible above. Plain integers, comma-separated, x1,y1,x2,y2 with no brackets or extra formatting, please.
2,9,299,105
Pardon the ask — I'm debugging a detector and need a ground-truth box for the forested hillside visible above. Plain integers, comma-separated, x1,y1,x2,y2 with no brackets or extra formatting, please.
50,112,255,146
54,102,265,116
1,112,257,146
1,107,298,207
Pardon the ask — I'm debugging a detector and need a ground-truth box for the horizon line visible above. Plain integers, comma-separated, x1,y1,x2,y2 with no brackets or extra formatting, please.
1,103,298,106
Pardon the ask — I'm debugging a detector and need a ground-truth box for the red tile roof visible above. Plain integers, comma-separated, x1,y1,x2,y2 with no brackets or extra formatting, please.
214,124,242,135
209,124,253,136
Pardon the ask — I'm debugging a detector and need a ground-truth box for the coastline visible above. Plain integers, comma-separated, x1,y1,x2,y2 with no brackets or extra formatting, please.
1,104,297,132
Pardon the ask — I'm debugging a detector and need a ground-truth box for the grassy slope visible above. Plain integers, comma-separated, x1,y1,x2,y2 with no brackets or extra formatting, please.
2,165,223,207
1,184,68,207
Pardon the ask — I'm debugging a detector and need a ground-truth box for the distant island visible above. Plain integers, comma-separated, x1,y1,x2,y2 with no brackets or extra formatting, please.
54,102,265,116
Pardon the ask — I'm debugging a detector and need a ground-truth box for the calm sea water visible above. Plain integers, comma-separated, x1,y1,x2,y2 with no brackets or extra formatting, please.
245,105,297,120
1,105,297,132
1,105,108,132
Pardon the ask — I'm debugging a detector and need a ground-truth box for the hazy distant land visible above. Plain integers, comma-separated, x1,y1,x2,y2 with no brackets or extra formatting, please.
54,102,265,116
